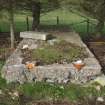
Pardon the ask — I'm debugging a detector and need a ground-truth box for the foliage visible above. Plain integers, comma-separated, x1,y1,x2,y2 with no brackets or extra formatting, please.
0,0,59,46
0,61,7,89
18,82,65,101
59,0,82,10
59,0,105,36
80,0,105,35
0,61,4,69
0,81,104,104
17,82,105,101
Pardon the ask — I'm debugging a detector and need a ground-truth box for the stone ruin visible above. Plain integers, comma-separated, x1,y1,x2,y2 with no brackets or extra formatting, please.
1,31,102,84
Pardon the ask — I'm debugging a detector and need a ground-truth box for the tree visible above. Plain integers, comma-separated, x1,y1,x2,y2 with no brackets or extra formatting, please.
8,1,15,48
20,0,41,31
20,0,60,30
31,1,41,31
0,0,24,48
0,0,60,47
60,0,105,37
81,0,105,37
0,0,16,48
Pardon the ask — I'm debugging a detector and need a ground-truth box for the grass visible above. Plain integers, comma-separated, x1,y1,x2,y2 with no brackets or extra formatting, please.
22,40,88,65
0,9,98,36
0,81,104,105
16,82,105,101
41,9,84,25
0,9,105,40
18,82,64,100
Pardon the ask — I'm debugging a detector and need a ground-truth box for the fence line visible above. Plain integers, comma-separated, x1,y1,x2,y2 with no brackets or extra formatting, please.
70,18,97,35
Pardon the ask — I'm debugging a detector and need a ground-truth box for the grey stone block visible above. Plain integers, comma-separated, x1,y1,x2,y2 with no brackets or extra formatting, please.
1,64,26,84
20,31,52,41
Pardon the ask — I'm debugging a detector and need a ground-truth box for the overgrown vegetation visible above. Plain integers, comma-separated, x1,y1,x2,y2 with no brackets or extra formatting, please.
21,82,105,101
22,40,88,65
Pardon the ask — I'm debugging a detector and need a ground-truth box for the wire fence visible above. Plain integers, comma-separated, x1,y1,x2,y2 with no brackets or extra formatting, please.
25,16,98,35
71,19,97,34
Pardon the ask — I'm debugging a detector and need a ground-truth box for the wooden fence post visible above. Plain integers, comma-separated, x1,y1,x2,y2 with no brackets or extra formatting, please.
87,19,90,35
57,16,59,25
26,16,29,31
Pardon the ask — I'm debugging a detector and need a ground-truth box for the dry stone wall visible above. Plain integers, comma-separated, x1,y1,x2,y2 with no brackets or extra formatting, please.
1,32,102,84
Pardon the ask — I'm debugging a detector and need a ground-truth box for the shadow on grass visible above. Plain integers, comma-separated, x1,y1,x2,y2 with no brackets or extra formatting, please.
38,24,73,32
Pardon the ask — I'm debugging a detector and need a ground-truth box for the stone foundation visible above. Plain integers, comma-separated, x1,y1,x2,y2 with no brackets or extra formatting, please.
1,32,102,84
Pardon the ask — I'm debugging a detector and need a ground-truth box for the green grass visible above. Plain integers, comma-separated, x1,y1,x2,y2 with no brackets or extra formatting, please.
18,82,64,100
1,9,105,39
0,9,97,36
26,40,88,65
0,81,104,105
16,82,105,101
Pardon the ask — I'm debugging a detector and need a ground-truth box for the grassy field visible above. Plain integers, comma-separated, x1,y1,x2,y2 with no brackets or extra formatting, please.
0,9,100,36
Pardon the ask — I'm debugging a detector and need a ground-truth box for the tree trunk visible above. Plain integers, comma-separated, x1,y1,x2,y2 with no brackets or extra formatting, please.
10,10,15,48
95,19,104,38
32,2,41,31
9,3,15,48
